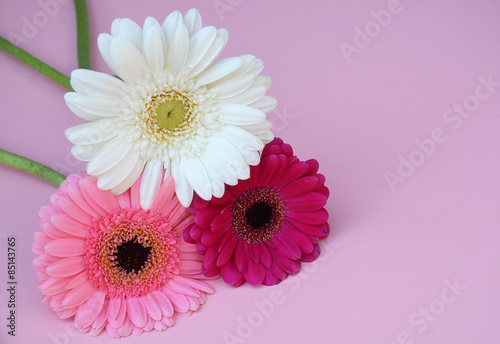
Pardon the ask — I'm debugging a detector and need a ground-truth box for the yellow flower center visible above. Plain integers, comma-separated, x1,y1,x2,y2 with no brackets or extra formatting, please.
153,99,187,131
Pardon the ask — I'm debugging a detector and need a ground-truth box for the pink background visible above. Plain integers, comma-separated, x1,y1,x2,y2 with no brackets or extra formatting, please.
1,0,500,343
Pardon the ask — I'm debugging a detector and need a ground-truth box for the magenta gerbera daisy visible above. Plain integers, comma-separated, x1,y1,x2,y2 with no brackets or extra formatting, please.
32,173,214,338
183,138,330,287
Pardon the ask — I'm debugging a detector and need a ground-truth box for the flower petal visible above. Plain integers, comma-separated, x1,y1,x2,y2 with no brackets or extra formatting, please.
44,238,85,257
125,297,148,328
140,159,163,210
166,23,188,73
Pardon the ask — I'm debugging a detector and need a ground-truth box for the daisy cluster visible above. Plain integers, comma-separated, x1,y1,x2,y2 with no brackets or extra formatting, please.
33,9,330,338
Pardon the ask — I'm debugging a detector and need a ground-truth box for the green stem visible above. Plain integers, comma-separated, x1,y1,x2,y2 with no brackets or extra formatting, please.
0,149,66,187
74,0,92,69
0,36,73,91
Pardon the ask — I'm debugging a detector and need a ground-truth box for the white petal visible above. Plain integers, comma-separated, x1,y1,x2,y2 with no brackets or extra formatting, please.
181,158,212,201
65,93,121,119
217,86,267,105
204,168,225,198
110,36,151,83
70,69,124,97
238,119,272,135
65,93,103,121
196,57,242,86
162,11,183,46
111,18,143,52
167,24,188,73
256,129,274,143
96,150,142,190
212,74,255,99
248,95,278,113
71,142,108,161
209,54,258,86
143,17,167,74
110,157,146,195
186,27,216,68
235,147,260,165
87,139,133,175
139,160,163,210
183,9,203,36
171,161,193,207
218,104,266,125
65,120,118,145
189,29,228,77
218,125,264,151
207,136,247,178
97,34,118,75
200,149,238,186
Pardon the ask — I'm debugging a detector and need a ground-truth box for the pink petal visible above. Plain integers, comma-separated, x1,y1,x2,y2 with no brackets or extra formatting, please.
117,317,133,337
105,324,120,338
153,291,174,317
115,190,131,209
75,290,106,328
41,276,73,295
50,213,89,238
178,260,203,275
107,298,126,329
44,238,85,257
66,183,101,218
55,195,93,225
80,177,120,213
150,177,175,213
125,297,148,328
62,280,96,308
92,299,109,330
142,316,155,332
161,288,189,313
164,280,200,298
141,294,162,321
173,276,215,294
66,272,88,290
46,257,85,277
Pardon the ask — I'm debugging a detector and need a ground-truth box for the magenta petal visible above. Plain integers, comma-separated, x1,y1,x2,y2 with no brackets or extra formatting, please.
286,192,327,212
269,247,301,275
216,234,238,267
262,269,279,286
203,245,220,270
243,259,266,285
279,175,319,199
234,240,249,272
281,221,314,254
248,242,261,263
201,228,226,246
302,244,321,262
195,205,224,228
188,224,205,242
221,259,245,287
211,211,232,232
287,208,329,225
259,244,273,268
288,217,330,239
268,260,288,280
273,233,301,259
273,161,309,190
210,190,236,207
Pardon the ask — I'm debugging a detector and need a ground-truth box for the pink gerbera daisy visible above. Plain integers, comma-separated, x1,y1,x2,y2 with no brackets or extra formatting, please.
32,173,214,338
183,138,330,287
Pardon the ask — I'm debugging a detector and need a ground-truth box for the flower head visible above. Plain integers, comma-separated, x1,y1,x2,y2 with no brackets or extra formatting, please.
33,173,214,338
64,8,276,208
183,138,330,287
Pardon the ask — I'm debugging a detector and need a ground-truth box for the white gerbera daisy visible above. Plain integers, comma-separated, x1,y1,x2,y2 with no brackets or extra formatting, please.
64,9,276,208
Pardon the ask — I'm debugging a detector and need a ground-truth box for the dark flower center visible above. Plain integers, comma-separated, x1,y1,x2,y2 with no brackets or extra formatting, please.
232,187,285,243
245,201,273,230
115,240,152,273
